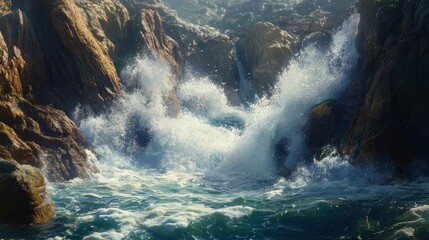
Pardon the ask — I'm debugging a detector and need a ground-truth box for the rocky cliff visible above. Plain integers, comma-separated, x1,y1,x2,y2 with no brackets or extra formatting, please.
308,0,429,175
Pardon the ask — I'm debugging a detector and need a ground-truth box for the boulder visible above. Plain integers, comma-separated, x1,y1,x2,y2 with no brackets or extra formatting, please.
236,22,297,96
0,159,55,225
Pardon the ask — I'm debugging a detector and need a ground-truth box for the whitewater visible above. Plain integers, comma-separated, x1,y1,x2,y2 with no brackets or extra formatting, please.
2,14,429,240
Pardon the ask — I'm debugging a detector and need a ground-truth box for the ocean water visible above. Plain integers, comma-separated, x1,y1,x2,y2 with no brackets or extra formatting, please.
1,14,429,240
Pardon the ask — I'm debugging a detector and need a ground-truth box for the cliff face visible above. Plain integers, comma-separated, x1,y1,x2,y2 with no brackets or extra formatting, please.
0,0,197,182
307,0,429,174
344,0,429,170
0,0,125,181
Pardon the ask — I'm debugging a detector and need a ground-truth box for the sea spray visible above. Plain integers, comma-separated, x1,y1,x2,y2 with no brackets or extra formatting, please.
77,14,360,181
4,14,429,240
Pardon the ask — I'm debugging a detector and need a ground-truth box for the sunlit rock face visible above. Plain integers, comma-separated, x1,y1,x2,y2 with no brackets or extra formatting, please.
0,159,55,225
123,1,240,104
236,22,297,96
76,0,130,59
0,100,98,181
0,0,130,181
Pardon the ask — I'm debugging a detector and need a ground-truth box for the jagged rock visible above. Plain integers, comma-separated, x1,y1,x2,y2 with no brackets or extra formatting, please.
128,8,182,116
334,0,429,172
221,0,355,36
130,8,182,76
8,0,123,110
76,0,130,58
0,159,55,225
0,9,45,97
0,100,98,181
127,2,239,104
236,22,297,96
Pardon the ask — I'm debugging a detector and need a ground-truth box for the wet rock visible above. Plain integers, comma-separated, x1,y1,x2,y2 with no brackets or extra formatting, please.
128,8,182,116
0,100,98,182
236,22,297,96
221,0,356,37
130,8,182,76
0,159,55,225
340,0,429,172
0,9,45,97
127,2,239,104
307,100,345,159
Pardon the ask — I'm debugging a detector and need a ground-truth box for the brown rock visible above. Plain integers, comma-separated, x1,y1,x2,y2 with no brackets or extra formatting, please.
236,22,297,96
0,100,98,181
133,3,239,104
76,0,130,58
0,9,46,97
131,8,182,76
47,0,121,104
0,159,55,225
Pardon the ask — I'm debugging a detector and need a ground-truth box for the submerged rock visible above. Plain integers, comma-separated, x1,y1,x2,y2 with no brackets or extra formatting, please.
0,159,54,225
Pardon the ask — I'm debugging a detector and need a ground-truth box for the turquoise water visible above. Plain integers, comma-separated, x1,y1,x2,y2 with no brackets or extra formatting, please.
2,14,429,239
2,165,429,239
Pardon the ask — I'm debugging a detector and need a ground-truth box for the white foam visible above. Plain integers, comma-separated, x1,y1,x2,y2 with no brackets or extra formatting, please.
82,231,125,240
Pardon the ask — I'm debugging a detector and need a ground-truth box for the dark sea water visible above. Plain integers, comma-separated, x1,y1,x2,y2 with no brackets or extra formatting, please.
2,14,428,240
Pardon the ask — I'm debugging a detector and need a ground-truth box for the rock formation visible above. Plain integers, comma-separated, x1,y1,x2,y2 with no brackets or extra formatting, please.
306,0,429,175
76,0,130,58
236,22,297,96
122,1,240,104
0,159,55,225
342,0,429,171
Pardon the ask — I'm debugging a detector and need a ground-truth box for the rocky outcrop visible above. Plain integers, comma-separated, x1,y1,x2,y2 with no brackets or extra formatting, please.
128,7,182,115
221,0,356,35
76,0,130,58
124,2,239,104
0,159,55,225
236,22,297,96
0,9,46,98
305,0,429,174
130,8,182,76
8,0,123,110
306,100,345,159
0,0,139,181
341,0,429,171
0,100,97,181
